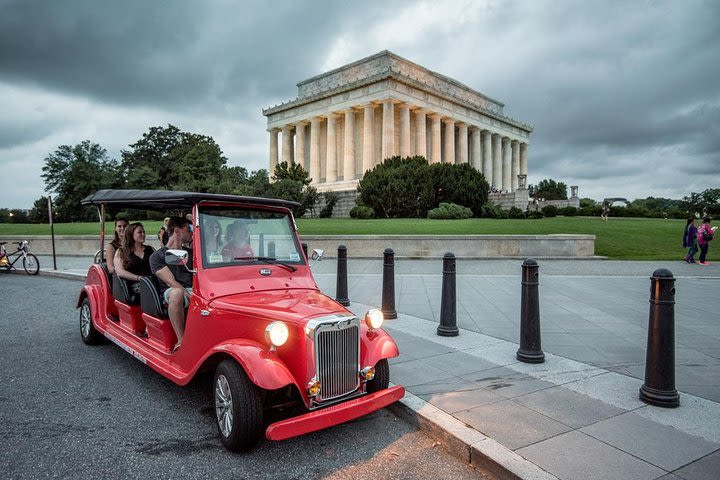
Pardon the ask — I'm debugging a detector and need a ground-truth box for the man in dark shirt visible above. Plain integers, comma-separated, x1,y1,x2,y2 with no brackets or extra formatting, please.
149,216,194,352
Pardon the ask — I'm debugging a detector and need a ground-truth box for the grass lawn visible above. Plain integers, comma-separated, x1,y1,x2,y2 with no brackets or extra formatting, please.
0,217,688,260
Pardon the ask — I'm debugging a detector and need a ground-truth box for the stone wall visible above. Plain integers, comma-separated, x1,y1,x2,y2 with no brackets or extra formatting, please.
311,190,359,218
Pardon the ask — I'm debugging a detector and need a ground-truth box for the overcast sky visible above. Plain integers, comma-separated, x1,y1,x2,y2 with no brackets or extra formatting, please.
1,0,718,208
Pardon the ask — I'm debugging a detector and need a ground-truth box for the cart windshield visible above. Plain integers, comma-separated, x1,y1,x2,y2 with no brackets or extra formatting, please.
198,207,304,269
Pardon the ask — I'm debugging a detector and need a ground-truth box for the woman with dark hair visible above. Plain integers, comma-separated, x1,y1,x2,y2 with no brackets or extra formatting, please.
204,218,223,261
106,218,128,274
697,216,715,266
114,222,155,290
221,221,253,261
683,217,698,263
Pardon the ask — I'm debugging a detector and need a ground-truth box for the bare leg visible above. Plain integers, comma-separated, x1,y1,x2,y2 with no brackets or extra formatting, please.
167,287,186,346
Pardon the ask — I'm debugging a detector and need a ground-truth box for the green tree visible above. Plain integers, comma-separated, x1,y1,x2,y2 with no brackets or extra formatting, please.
430,163,488,217
358,156,435,218
28,197,50,223
682,188,720,215
41,141,120,222
121,124,184,189
0,208,10,223
529,179,568,200
267,162,317,217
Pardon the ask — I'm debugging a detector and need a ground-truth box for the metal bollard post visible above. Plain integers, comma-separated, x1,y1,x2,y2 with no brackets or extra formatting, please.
301,243,308,260
267,241,276,259
639,268,680,407
517,259,545,363
336,245,350,306
381,248,397,319
437,252,459,336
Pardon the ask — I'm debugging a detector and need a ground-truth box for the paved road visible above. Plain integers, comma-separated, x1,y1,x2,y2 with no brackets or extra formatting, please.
0,275,487,480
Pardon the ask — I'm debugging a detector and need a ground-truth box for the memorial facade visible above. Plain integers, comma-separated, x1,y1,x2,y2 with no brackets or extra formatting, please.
263,50,533,195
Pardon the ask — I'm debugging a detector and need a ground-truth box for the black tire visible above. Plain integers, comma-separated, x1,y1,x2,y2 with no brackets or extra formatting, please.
23,254,40,275
367,358,390,393
213,360,264,452
79,298,103,345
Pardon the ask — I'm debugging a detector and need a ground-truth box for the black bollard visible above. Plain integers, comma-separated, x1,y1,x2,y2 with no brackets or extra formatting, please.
301,243,308,260
437,252,458,336
381,248,397,319
336,245,350,306
517,259,545,363
639,268,680,408
267,241,276,259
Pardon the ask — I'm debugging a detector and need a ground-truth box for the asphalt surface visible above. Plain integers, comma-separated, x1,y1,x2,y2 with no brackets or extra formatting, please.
0,275,488,480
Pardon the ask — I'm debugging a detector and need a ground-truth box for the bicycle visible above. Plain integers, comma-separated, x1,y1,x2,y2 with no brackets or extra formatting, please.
0,240,40,275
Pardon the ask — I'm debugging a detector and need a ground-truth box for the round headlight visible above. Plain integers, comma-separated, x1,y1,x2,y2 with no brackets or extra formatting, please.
265,321,289,347
365,309,384,330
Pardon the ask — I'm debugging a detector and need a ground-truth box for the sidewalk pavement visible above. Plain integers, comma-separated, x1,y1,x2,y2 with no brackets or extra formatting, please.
32,256,720,479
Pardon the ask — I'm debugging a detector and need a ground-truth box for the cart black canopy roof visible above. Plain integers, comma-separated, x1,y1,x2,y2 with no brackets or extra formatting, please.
81,189,300,210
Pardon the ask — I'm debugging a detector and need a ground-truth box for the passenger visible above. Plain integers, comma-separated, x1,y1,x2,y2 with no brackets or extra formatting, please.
114,222,155,292
204,218,223,261
221,221,254,261
106,218,128,275
157,217,170,246
149,216,193,352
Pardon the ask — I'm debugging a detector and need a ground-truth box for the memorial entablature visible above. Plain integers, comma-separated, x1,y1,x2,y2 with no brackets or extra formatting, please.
263,51,533,195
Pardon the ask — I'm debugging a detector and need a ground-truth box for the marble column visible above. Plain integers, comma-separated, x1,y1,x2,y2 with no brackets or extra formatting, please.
326,113,338,183
399,104,411,157
430,114,442,163
458,123,468,164
471,127,481,173
520,142,528,176
362,104,375,173
444,118,455,163
414,109,427,158
309,117,321,184
281,125,294,165
502,137,511,191
268,128,279,175
492,133,502,188
342,109,356,181
511,140,520,191
295,121,307,171
482,130,493,182
381,100,395,162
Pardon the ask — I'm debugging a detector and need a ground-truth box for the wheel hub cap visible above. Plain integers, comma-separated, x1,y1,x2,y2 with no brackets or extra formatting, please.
215,374,233,437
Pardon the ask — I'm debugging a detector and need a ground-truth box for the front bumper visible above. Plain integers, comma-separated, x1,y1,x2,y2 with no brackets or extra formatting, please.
265,385,405,441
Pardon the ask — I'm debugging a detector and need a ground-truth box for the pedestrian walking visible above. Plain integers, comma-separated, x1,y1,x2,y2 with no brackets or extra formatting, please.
601,203,610,222
683,218,698,263
697,216,716,266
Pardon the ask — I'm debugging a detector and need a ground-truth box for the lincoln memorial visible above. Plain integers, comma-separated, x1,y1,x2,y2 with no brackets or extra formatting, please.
263,50,533,204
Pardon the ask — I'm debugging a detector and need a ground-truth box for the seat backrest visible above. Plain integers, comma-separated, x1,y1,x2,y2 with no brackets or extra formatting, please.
139,276,167,318
99,262,112,286
112,274,139,305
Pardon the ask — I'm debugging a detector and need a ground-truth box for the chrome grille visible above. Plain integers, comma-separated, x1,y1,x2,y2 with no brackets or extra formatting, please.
315,318,360,402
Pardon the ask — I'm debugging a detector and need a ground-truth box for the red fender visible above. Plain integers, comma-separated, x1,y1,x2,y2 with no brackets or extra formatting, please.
360,329,400,367
211,339,298,391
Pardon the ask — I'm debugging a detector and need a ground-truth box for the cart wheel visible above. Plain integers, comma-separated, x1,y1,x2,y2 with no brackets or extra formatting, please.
23,254,40,275
366,359,390,393
214,359,264,452
80,298,103,345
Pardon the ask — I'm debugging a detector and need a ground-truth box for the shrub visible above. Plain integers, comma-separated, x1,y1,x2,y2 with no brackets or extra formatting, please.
481,202,507,218
579,205,601,216
508,207,525,219
428,202,473,219
318,192,338,218
541,205,558,217
559,206,578,216
526,210,544,219
429,163,488,217
349,205,374,219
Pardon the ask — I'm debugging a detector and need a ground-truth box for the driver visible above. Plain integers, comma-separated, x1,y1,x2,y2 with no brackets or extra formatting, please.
149,216,193,352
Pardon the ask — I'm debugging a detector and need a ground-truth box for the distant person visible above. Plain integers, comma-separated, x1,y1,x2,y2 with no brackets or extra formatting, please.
222,221,254,261
697,216,715,266
150,216,194,352
683,218,698,263
601,204,610,222
204,218,223,262
106,218,128,274
114,222,155,291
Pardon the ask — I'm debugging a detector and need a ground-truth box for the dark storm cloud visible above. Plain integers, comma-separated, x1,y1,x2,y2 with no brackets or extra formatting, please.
0,0,398,109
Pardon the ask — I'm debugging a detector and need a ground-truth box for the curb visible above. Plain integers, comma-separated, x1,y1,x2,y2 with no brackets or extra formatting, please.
39,270,87,281
388,388,558,480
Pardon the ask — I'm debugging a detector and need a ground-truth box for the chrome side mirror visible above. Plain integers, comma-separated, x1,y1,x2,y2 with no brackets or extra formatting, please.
165,249,196,273
311,249,324,261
